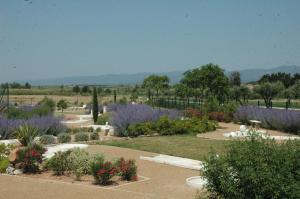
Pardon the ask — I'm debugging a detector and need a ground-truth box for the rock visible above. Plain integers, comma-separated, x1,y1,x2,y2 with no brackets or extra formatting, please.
8,147,20,162
6,166,15,175
13,169,23,175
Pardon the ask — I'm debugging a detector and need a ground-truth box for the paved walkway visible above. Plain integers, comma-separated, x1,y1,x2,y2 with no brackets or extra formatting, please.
0,145,198,199
197,122,296,140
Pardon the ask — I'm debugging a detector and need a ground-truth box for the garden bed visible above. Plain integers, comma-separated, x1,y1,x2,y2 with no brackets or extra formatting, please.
18,171,147,188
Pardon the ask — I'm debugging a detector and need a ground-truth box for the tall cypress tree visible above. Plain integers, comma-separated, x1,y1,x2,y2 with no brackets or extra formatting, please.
92,87,98,123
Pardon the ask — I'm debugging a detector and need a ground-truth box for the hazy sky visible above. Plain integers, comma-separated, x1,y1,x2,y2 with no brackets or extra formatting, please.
1,0,300,82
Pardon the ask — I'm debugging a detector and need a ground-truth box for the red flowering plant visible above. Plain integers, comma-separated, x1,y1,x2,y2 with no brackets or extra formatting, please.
91,160,117,185
17,144,46,173
115,157,137,181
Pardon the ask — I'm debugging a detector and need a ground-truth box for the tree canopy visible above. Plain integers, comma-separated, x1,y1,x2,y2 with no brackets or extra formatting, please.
142,75,169,96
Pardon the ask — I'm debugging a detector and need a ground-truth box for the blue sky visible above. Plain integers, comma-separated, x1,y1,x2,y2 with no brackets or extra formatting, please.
0,0,300,82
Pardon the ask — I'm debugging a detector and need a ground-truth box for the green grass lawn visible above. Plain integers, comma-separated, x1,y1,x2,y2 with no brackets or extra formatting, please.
100,135,229,160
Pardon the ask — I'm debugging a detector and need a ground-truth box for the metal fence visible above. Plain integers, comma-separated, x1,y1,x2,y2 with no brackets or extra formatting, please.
151,97,203,110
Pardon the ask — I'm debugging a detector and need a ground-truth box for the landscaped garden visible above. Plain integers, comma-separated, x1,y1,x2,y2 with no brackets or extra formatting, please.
1,64,300,199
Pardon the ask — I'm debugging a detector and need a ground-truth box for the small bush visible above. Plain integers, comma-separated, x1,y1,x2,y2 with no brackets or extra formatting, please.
203,135,300,199
17,144,46,173
208,112,226,122
96,113,111,125
45,150,71,175
68,149,90,180
75,132,89,142
91,157,116,185
115,157,137,181
57,133,71,143
184,108,203,118
0,158,9,173
127,116,217,137
39,135,56,145
90,132,99,140
79,127,94,132
127,122,155,137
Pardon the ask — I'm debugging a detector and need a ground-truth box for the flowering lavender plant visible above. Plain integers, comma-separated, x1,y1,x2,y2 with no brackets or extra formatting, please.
109,104,182,136
234,105,300,134
0,115,66,139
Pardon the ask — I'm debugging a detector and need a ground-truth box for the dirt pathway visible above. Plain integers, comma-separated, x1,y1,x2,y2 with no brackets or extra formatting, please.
1,145,198,199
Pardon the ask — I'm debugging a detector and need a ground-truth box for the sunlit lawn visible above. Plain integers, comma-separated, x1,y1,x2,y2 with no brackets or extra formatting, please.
100,135,230,161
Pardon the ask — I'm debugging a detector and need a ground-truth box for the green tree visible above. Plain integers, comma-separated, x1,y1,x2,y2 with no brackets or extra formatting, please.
24,82,31,89
92,87,98,123
57,99,68,112
181,63,229,103
38,97,56,112
142,75,169,96
73,85,80,94
239,85,251,103
81,86,90,93
254,82,284,108
229,71,241,86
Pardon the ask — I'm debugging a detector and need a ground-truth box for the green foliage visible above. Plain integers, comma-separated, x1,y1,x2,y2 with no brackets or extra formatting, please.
57,99,68,112
75,132,89,142
38,97,56,113
90,132,100,140
39,135,56,145
203,95,219,113
0,143,11,173
181,63,229,102
45,150,71,175
92,87,99,123
0,158,9,173
15,124,39,146
96,113,111,125
67,149,90,180
229,71,241,86
115,157,137,181
142,75,169,96
17,144,46,173
127,116,217,137
203,136,300,199
57,133,71,143
254,81,284,108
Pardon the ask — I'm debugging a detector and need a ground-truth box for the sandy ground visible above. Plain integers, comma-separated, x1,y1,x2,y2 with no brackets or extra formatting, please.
197,122,297,140
0,145,198,199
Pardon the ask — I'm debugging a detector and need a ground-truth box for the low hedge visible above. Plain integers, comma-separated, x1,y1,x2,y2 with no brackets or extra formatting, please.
127,116,217,137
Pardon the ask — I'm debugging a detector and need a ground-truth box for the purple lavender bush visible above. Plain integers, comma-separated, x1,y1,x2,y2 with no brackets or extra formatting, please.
0,115,66,139
234,106,300,135
109,104,182,136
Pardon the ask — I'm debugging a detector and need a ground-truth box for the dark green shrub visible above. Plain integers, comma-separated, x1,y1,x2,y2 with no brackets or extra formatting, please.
79,127,94,132
91,160,117,185
90,132,99,140
75,132,89,142
39,135,56,145
45,150,71,175
127,116,217,137
128,122,156,137
57,133,71,143
203,135,300,199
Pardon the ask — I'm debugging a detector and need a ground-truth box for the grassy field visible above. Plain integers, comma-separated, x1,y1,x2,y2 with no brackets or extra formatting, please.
100,135,229,161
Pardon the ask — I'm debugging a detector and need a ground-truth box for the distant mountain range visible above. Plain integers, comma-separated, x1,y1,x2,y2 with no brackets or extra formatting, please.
25,65,300,86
